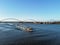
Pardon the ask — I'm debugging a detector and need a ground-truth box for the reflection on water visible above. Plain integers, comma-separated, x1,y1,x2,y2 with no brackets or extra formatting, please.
0,23,60,45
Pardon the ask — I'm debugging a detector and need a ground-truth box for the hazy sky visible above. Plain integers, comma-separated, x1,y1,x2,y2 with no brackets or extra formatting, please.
0,0,60,21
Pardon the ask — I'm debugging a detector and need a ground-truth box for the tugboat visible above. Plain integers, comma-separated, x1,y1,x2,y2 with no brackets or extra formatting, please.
16,23,33,32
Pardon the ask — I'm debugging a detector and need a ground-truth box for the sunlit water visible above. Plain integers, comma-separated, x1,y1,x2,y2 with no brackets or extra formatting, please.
0,23,60,45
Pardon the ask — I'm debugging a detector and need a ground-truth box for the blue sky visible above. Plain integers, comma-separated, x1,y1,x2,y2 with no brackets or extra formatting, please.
0,0,60,21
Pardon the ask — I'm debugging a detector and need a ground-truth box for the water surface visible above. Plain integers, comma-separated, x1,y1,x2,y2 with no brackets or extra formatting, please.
0,23,60,45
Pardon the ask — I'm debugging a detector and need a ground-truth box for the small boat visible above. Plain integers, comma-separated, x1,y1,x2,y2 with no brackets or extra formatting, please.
16,24,33,32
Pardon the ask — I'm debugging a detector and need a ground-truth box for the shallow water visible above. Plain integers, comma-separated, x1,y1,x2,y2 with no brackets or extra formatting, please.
0,23,60,45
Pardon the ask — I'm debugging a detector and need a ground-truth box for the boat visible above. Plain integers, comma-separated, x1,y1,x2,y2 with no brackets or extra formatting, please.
16,24,33,32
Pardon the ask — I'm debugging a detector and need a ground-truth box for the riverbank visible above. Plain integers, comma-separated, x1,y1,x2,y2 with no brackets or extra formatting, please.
0,21,60,24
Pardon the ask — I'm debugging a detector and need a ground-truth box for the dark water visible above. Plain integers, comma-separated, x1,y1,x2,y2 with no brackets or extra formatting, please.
0,23,60,45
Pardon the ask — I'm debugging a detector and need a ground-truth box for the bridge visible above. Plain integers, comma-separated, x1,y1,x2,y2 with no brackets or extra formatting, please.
0,18,36,23
0,18,22,23
0,18,40,24
0,18,53,24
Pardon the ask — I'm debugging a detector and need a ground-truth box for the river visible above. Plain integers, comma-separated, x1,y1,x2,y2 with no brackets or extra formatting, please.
0,23,60,45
